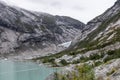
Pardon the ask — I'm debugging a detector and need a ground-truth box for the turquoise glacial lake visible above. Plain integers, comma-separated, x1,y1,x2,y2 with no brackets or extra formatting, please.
0,60,57,80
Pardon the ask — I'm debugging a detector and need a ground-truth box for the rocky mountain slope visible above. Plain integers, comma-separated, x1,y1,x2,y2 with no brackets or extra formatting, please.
37,0,120,80
0,1,85,59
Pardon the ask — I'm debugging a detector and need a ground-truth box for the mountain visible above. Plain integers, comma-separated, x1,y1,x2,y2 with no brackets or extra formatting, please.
38,0,120,80
71,0,120,48
0,1,85,59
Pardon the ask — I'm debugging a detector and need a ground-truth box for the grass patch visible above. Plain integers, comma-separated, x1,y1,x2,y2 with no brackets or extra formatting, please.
54,64,95,80
104,49,120,63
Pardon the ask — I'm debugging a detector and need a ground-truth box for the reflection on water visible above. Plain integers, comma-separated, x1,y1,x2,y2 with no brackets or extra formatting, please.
0,60,56,80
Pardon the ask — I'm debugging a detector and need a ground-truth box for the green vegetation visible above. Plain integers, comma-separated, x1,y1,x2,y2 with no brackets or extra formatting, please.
94,61,103,67
54,64,95,80
76,48,120,65
33,48,120,66
77,11,120,49
103,49,120,63
72,53,105,64
107,68,116,76
60,59,68,66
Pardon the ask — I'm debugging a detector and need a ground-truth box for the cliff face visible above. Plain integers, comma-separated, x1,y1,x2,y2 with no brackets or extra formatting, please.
0,1,85,59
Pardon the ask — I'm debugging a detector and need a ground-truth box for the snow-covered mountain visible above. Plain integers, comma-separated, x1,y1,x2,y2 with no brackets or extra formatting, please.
0,1,85,59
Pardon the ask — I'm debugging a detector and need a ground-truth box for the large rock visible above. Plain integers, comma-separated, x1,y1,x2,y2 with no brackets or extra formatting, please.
95,59,120,80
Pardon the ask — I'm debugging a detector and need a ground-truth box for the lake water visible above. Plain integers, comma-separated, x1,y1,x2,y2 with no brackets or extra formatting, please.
0,60,56,80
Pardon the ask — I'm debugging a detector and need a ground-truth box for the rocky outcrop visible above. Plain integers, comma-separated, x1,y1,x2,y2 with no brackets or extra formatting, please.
95,59,120,80
0,1,85,59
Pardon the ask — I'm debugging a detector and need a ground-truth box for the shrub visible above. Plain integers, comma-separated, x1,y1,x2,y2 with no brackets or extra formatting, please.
107,68,116,76
60,59,68,66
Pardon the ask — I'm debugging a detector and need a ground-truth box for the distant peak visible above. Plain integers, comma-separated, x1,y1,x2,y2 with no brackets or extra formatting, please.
0,0,13,6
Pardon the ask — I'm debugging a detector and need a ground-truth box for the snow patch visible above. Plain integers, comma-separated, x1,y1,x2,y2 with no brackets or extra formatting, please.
58,41,72,48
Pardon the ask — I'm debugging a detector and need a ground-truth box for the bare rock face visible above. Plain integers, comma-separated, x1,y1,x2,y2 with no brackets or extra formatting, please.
95,59,120,80
71,0,120,48
0,1,85,59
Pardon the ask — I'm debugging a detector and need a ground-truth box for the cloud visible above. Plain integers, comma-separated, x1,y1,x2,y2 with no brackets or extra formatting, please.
2,0,117,23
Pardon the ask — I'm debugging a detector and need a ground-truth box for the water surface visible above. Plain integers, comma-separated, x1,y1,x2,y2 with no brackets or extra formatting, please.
0,60,56,80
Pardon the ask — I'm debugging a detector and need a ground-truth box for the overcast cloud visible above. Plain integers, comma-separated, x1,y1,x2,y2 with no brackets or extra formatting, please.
2,0,116,23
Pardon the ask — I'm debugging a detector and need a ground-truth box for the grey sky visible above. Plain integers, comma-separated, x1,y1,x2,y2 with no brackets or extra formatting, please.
2,0,116,23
